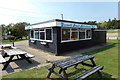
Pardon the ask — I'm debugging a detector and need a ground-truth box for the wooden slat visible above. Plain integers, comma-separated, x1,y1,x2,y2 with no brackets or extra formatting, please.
46,66,52,70
53,72,66,78
72,65,103,80
4,49,27,56
59,55,94,69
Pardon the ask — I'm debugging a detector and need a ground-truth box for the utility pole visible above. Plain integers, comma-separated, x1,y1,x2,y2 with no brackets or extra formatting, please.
61,14,63,20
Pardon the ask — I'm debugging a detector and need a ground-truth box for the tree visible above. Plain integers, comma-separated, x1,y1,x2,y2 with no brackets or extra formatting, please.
97,19,119,29
6,23,14,27
0,24,6,27
1,22,30,40
14,22,30,37
10,26,21,37
88,21,97,25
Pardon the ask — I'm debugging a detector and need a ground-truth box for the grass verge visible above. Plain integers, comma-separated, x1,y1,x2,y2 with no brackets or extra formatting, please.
0,37,27,43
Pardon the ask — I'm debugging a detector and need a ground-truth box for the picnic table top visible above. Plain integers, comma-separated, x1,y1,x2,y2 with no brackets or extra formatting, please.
4,49,27,56
50,55,94,68
0,44,12,48
0,44,12,47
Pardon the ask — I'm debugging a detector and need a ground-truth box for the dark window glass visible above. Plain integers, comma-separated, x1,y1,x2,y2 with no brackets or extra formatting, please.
31,30,34,38
86,30,91,38
79,32,85,39
40,32,45,40
79,29,85,39
46,29,52,40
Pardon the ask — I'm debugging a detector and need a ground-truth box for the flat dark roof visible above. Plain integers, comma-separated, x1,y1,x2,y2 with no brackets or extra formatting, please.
30,19,96,26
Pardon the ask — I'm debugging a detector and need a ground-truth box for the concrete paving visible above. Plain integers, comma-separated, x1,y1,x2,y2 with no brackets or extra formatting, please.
1,40,113,76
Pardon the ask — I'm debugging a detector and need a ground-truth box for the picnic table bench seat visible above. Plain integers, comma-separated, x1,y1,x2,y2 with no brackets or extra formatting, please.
0,55,6,64
72,65,104,80
46,65,104,80
46,55,104,79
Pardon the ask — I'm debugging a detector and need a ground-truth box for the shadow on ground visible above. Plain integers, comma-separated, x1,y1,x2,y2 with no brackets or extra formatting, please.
83,43,117,55
59,43,116,56
3,59,40,73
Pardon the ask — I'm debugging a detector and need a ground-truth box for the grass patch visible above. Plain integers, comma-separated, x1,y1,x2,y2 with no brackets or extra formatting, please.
83,40,118,78
0,37,28,43
107,29,119,33
2,40,118,79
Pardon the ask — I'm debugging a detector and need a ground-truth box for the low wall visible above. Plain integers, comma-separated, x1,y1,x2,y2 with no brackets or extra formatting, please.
107,33,120,40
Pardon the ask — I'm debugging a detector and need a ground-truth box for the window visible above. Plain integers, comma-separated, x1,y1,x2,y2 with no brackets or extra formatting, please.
61,28,92,42
62,29,70,40
46,29,52,40
30,28,52,42
30,30,34,38
39,29,45,40
79,29,85,39
34,30,39,39
86,29,91,38
71,29,79,40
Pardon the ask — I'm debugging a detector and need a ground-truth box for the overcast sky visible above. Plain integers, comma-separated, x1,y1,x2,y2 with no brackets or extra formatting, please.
0,0,119,25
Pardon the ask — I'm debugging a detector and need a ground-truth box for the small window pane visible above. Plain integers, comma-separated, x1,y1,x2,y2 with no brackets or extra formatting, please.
31,30,34,38
71,29,79,40
40,32,45,40
46,29,52,40
86,30,91,38
62,29,70,40
35,31,39,39
79,29,85,39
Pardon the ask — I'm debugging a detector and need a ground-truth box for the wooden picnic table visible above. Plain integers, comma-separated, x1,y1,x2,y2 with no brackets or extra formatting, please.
0,44,13,49
46,55,104,80
1,48,35,70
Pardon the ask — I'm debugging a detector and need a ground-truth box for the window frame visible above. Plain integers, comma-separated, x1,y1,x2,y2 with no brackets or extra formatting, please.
30,30,34,39
39,28,45,40
71,29,79,40
45,28,53,40
34,29,39,40
79,29,86,40
86,29,92,39
30,28,53,42
61,28,92,43
61,28,71,41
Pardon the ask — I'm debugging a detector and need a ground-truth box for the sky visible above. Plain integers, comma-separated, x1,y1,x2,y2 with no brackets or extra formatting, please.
0,0,119,25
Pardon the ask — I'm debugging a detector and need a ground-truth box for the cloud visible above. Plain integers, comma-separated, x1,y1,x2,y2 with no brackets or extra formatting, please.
0,0,33,10
0,0,40,24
